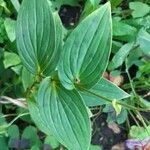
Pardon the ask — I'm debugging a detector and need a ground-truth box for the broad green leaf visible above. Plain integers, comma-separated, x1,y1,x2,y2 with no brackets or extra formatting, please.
29,77,91,150
3,51,21,69
10,0,20,12
129,2,150,18
4,18,16,42
113,20,137,42
28,100,51,135
110,42,134,69
16,0,62,75
80,78,130,107
138,29,150,56
58,2,112,90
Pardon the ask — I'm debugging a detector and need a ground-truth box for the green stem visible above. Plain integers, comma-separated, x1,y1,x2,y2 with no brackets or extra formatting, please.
125,59,137,97
129,110,140,127
136,111,150,136
79,86,150,112
123,81,150,90
8,112,29,127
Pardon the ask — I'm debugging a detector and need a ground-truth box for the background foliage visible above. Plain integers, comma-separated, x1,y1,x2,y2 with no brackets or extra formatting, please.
0,0,150,150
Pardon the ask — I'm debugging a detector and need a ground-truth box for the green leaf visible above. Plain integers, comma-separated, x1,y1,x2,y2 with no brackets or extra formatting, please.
110,42,134,69
4,18,16,42
129,125,150,140
110,0,123,8
89,144,102,150
58,2,112,90
16,0,62,75
44,135,60,149
138,29,150,56
3,51,21,69
0,137,8,150
80,0,100,20
21,67,34,91
8,125,19,139
28,100,51,135
11,65,22,75
103,105,128,124
113,20,137,42
90,0,100,6
31,145,40,150
10,0,20,12
22,126,41,147
0,113,8,135
112,99,122,116
0,0,10,14
80,78,130,107
0,17,8,43
8,125,20,147
29,77,91,150
129,2,150,18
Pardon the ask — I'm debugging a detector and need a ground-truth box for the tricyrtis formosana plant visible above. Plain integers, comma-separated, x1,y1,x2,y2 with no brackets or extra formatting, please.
16,0,129,150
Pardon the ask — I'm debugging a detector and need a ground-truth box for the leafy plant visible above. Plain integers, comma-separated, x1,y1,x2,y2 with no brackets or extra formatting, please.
1,0,150,149
14,0,131,149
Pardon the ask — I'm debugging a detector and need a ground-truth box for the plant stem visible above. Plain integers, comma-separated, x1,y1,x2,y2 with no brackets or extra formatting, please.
8,112,29,127
136,111,150,136
79,86,150,112
125,59,137,97
129,110,140,127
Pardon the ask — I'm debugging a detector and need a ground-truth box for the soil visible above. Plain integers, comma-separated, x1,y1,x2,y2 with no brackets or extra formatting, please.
59,5,81,28
92,113,128,150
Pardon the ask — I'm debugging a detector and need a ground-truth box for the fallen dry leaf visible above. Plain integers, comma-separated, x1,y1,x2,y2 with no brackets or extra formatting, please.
108,122,121,134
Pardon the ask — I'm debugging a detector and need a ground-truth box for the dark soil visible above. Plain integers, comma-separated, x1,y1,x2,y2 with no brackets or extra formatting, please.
92,113,128,150
59,5,81,28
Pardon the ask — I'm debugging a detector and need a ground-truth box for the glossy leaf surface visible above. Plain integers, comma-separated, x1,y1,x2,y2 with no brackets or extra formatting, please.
58,2,112,90
16,0,62,75
29,77,91,150
80,78,130,107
